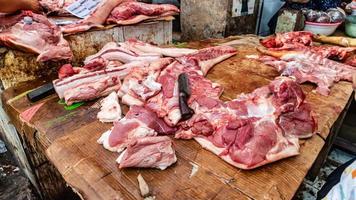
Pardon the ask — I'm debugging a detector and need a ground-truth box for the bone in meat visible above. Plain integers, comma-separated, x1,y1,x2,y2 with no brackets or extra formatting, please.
97,92,122,123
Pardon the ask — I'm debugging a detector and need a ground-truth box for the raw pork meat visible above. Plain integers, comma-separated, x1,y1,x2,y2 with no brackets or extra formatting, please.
179,77,315,169
119,58,174,106
98,106,175,152
39,0,75,16
64,75,121,105
121,39,197,57
257,48,356,95
0,11,72,62
117,136,177,170
97,92,122,123
54,61,149,99
84,42,161,65
146,46,235,126
61,0,125,34
107,1,179,25
260,31,314,50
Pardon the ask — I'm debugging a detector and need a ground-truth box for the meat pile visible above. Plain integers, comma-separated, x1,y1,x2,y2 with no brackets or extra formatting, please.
57,39,317,170
0,11,73,62
256,31,356,95
61,0,180,34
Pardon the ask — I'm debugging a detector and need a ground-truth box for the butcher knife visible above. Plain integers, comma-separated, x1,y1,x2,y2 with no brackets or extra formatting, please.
178,73,194,121
27,82,55,102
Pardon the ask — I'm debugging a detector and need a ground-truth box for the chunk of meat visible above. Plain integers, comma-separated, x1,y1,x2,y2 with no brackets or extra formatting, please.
98,106,176,152
106,1,179,25
39,0,76,16
54,61,149,99
117,136,177,170
97,92,122,123
61,0,126,34
119,58,174,106
121,39,197,57
0,11,73,62
260,31,314,50
64,76,121,105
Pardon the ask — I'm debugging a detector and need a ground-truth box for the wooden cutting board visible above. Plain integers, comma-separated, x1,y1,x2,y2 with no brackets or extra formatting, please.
2,36,353,200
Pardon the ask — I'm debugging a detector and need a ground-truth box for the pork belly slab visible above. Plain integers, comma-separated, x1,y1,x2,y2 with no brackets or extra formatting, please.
53,61,149,104
106,1,180,25
117,136,177,170
0,11,72,62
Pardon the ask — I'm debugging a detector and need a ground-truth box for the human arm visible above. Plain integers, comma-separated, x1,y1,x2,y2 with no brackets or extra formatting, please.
0,0,40,13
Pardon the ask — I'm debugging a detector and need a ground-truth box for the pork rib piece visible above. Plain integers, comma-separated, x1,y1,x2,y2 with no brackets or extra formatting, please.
98,106,176,152
117,136,177,170
84,42,162,65
61,0,125,34
257,48,356,95
0,11,72,62
119,58,174,106
97,92,122,123
106,1,179,25
121,39,197,57
53,61,149,99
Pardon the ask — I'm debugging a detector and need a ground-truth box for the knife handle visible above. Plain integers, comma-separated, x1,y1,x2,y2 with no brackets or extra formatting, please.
27,83,55,102
179,92,194,121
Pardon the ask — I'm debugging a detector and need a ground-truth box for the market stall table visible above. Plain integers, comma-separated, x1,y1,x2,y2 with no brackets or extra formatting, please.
1,36,354,200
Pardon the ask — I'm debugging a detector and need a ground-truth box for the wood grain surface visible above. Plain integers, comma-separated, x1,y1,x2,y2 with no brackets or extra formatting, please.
2,36,354,200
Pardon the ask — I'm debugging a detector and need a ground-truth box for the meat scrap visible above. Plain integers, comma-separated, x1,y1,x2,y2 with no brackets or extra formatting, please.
0,11,72,62
97,92,122,123
117,136,177,170
260,31,313,50
107,1,180,25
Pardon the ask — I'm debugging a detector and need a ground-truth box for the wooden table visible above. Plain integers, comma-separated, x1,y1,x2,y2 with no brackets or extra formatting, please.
1,36,354,200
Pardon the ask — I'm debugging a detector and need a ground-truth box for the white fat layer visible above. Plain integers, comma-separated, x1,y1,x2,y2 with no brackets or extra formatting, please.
246,98,275,117
245,55,259,59
143,74,161,91
168,109,182,125
131,126,157,138
97,130,121,152
116,149,127,164
97,92,122,123
122,94,144,106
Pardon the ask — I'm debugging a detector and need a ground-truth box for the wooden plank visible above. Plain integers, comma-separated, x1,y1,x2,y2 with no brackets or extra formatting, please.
2,36,354,199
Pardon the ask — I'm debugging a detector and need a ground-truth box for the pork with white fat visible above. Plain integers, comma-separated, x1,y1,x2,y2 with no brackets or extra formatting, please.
0,11,72,62
106,1,179,25
98,106,176,152
97,92,122,123
117,136,177,170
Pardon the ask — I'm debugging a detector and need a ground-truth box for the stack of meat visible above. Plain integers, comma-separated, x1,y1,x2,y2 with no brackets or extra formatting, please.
54,39,317,170
256,31,356,96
